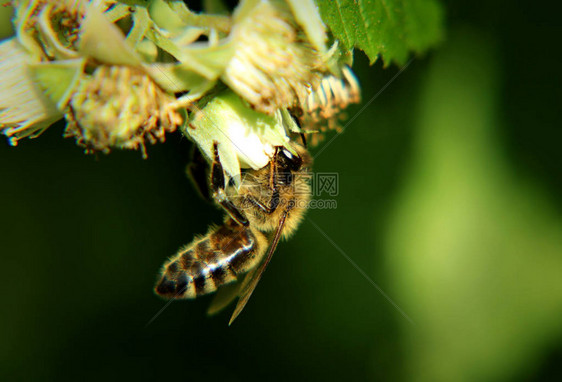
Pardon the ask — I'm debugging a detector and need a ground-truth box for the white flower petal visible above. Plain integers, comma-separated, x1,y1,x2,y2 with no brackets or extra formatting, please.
0,38,61,145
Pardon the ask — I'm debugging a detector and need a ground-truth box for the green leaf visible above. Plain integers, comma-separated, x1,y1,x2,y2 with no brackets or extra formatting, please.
316,0,444,65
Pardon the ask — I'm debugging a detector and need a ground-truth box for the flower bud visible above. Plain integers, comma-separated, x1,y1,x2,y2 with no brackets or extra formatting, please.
65,65,183,157
223,0,324,115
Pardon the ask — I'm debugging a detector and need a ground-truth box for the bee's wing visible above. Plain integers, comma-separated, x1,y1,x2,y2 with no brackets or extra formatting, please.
206,260,265,317
207,282,243,316
228,208,290,325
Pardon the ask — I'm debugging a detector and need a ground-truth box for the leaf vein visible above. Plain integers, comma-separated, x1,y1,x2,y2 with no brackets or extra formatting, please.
333,0,353,47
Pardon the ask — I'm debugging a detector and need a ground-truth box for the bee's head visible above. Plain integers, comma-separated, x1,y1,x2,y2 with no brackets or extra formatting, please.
274,145,312,186
277,147,303,172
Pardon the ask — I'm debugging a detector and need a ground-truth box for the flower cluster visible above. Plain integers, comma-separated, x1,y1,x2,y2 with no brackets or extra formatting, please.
0,0,360,179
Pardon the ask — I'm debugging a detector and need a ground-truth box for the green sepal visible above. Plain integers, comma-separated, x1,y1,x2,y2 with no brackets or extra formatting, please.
31,58,86,110
184,90,292,185
79,2,141,66
286,0,328,57
144,62,216,93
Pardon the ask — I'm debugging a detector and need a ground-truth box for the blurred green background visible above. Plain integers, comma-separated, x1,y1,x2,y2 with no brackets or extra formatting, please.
1,1,561,381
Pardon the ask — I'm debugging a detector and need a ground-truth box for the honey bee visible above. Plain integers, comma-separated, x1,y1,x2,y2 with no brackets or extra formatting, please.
155,142,312,324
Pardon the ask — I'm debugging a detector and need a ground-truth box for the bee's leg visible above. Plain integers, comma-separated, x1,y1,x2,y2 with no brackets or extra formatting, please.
236,149,279,215
245,195,277,215
299,133,307,148
269,148,278,192
211,142,249,227
266,148,281,212
269,146,300,211
268,188,280,212
186,145,212,202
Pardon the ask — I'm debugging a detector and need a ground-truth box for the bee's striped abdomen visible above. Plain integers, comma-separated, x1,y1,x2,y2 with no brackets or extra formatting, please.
155,220,264,299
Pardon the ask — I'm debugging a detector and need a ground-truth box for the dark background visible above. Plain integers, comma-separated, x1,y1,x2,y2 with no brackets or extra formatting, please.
1,1,561,381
